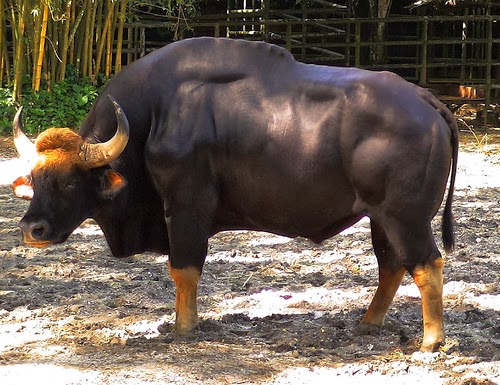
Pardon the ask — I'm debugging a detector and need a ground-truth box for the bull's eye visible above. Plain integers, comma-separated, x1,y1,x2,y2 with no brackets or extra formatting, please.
60,179,77,191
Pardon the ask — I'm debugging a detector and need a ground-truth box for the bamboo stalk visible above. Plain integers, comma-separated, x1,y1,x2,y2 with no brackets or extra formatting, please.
58,0,72,81
49,17,58,90
81,0,92,77
28,6,39,78
105,2,118,77
109,0,120,75
0,56,3,87
88,0,99,79
74,23,83,74
11,0,26,101
33,3,50,92
2,5,11,85
69,0,77,66
0,0,4,86
94,0,115,83
93,0,104,78
96,0,104,45
68,4,85,68
115,0,128,73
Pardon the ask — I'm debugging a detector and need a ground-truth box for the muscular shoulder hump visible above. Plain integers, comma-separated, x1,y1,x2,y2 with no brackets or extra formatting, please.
163,38,295,82
174,37,294,62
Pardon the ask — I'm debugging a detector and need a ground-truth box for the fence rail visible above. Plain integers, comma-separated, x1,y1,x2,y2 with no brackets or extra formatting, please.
125,14,498,88
101,13,500,127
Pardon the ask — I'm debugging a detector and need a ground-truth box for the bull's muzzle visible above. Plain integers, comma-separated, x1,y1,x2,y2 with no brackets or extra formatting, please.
18,218,52,248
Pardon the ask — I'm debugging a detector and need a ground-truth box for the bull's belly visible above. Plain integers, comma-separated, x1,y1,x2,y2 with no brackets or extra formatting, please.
212,202,364,244
212,167,362,242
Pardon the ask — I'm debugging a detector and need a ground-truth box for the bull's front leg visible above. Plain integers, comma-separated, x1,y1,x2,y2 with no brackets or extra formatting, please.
168,263,201,333
164,203,212,335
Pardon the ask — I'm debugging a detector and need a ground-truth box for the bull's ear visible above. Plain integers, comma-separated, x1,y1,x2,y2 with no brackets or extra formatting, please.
12,176,34,200
100,169,127,198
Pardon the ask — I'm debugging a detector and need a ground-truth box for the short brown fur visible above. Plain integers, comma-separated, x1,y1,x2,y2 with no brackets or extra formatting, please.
34,128,87,170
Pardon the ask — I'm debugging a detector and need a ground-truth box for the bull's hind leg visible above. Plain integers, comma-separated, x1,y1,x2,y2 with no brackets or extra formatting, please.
359,219,445,352
411,257,445,352
357,220,406,334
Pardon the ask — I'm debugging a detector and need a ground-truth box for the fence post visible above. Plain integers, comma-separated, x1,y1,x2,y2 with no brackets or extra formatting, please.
419,17,428,86
140,27,146,57
301,0,307,61
484,14,493,127
286,22,292,52
263,0,270,41
355,20,360,68
128,27,133,63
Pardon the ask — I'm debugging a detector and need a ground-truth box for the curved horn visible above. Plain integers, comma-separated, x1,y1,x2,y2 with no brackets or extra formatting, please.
80,95,130,168
13,107,37,161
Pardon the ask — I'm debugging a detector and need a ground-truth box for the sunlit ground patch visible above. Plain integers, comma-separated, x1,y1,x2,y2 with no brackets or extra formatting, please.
0,309,54,353
263,364,445,385
0,364,104,385
206,286,372,319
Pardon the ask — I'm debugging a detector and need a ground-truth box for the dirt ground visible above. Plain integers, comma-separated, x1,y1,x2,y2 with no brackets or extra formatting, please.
0,125,499,385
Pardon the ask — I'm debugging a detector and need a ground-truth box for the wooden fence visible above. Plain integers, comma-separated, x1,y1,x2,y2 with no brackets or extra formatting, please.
124,13,500,115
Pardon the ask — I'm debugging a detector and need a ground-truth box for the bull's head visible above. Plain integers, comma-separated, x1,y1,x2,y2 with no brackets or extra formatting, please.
12,95,129,248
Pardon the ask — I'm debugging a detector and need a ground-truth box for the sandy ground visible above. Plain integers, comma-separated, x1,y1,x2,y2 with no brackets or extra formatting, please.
0,131,499,385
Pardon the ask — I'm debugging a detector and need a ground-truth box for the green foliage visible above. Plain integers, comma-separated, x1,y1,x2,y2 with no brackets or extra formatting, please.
0,89,16,136
0,69,101,136
130,0,201,38
131,0,201,19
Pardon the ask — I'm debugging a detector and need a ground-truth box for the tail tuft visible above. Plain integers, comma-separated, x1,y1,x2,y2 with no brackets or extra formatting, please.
442,200,455,254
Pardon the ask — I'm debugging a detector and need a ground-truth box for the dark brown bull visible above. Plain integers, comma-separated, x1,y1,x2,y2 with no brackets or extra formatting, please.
12,37,458,352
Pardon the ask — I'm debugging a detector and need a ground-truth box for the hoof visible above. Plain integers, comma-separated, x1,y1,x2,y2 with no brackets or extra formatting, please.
157,322,173,335
420,339,444,353
157,321,197,336
355,322,382,336
157,322,198,343
174,320,199,336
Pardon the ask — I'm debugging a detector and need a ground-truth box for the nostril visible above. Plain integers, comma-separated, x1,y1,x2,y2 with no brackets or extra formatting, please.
19,219,50,240
32,222,48,238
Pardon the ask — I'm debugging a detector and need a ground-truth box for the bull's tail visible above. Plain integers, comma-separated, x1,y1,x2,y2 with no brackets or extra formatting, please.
441,116,458,254
436,98,458,254
420,87,458,253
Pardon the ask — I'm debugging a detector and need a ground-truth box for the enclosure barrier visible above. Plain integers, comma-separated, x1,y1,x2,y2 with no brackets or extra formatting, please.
129,13,495,126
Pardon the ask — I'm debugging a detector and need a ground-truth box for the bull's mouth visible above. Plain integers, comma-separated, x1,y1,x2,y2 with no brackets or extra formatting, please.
23,237,53,248
22,232,71,248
